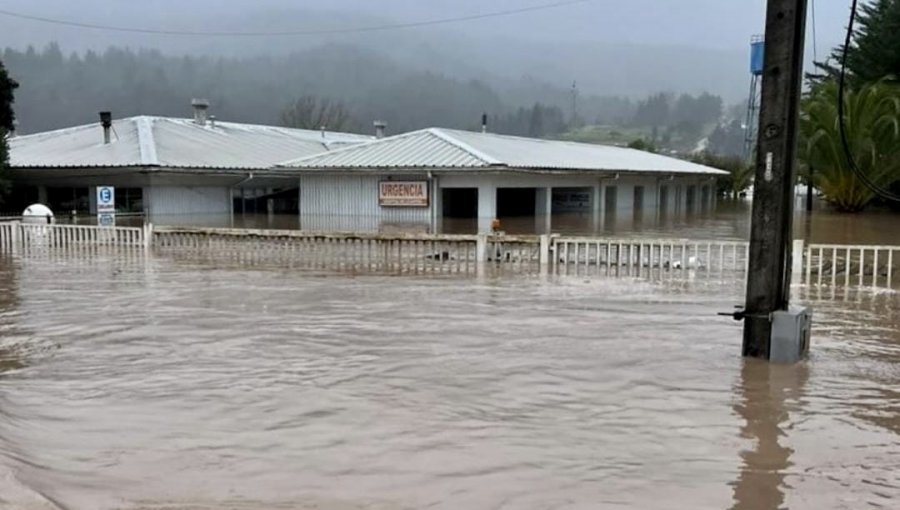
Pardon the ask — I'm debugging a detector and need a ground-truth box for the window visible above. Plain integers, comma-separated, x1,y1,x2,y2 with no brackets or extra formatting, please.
116,188,144,214
633,186,645,211
604,186,618,213
47,187,89,214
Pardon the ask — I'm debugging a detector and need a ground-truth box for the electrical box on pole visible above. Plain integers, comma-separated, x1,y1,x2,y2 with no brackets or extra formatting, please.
742,0,810,360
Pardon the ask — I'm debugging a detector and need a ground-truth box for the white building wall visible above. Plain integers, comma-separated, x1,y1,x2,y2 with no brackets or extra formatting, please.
145,186,231,224
299,174,431,233
295,172,716,233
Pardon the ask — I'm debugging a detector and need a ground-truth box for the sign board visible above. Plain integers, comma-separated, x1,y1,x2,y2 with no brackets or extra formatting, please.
379,181,429,207
97,186,115,214
552,190,592,212
98,213,116,227
96,186,116,227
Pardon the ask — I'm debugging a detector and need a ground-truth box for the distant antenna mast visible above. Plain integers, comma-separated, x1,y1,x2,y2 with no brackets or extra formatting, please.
570,81,579,127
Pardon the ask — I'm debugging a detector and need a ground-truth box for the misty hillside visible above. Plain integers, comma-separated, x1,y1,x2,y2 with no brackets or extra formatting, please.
4,43,509,135
0,0,836,104
3,43,736,141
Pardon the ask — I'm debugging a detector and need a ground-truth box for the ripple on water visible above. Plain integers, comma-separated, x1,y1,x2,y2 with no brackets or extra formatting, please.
0,254,897,509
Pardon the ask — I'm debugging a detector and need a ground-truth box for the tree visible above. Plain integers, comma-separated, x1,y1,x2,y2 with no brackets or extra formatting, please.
494,103,567,138
691,152,753,199
707,119,746,158
814,0,900,84
672,93,723,132
0,57,18,206
631,93,671,129
280,95,357,132
627,138,657,153
800,80,900,212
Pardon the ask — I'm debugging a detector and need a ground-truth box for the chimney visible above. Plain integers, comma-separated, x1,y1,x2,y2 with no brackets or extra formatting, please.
191,98,210,126
209,115,217,129
374,120,387,139
99,111,112,144
481,113,488,133
9,120,17,138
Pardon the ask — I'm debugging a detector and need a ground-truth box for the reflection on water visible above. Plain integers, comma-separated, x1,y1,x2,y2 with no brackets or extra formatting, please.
730,360,808,510
0,253,897,509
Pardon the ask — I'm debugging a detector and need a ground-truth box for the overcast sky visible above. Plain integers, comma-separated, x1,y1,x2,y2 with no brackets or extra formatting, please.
0,0,849,51
0,0,853,99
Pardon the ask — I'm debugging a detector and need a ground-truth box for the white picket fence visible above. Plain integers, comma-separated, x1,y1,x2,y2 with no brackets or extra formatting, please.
803,243,898,289
0,222,147,252
0,222,898,288
551,237,751,275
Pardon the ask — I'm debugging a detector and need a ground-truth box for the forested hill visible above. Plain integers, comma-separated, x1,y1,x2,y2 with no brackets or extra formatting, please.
3,43,509,135
3,42,736,156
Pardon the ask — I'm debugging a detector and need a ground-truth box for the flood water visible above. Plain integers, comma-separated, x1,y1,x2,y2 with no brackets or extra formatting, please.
0,249,898,509
92,198,900,246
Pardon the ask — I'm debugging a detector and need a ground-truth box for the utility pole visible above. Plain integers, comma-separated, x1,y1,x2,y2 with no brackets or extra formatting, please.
743,0,809,359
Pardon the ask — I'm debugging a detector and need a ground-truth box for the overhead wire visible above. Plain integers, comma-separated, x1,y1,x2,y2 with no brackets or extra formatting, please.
837,0,900,203
0,0,594,37
810,0,819,63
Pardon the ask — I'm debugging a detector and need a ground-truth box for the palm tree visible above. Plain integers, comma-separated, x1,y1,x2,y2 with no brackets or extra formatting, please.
800,80,900,212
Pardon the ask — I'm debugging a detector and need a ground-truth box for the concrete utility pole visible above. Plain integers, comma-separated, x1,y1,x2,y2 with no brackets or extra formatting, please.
743,0,809,359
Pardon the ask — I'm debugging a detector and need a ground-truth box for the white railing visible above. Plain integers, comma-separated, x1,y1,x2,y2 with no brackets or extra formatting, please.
153,226,485,274
801,242,898,289
551,237,751,276
2,222,898,288
0,222,147,252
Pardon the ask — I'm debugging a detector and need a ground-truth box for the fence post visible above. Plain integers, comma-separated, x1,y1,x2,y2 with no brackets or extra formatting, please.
476,234,488,264
540,234,552,277
11,222,19,254
539,234,551,266
144,223,154,251
791,239,804,285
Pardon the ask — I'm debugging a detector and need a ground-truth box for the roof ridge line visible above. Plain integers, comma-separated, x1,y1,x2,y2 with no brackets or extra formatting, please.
276,128,430,167
428,128,501,165
136,116,159,165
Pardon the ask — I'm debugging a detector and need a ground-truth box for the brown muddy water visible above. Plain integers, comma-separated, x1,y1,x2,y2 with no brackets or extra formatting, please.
70,199,900,245
0,251,898,510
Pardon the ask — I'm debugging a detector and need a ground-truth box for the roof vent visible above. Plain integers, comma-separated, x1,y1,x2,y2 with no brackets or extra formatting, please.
191,98,210,126
209,115,217,129
481,113,488,134
374,120,387,139
99,111,112,144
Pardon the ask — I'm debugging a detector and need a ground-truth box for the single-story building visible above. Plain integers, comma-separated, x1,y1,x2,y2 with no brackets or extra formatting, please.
6,102,371,225
278,128,728,233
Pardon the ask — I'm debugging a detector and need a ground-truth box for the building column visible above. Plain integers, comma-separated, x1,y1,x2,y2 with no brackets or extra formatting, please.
592,181,603,233
88,186,98,215
535,187,552,234
431,177,442,234
477,183,497,233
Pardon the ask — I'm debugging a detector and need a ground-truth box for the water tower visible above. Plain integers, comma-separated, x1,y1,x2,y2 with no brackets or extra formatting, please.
743,36,765,161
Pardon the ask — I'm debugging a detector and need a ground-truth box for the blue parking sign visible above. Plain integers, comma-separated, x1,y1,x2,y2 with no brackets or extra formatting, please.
97,186,115,214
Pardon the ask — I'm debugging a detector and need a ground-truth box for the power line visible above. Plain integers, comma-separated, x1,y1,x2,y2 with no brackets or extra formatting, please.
0,0,594,38
810,0,819,62
837,0,900,203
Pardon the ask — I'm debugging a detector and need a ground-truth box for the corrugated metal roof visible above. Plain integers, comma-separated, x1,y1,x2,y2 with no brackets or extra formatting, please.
279,128,728,176
9,116,372,170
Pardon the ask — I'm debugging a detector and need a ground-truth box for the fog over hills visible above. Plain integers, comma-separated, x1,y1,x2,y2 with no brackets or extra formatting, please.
0,0,847,102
